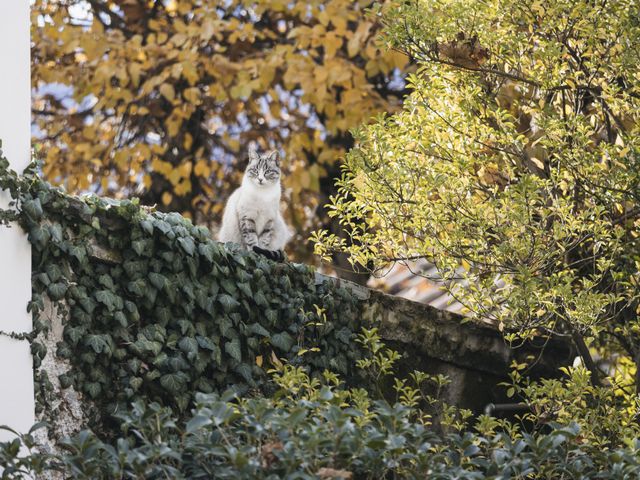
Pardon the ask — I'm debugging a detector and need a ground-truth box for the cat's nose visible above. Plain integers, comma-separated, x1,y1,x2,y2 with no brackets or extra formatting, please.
258,178,264,184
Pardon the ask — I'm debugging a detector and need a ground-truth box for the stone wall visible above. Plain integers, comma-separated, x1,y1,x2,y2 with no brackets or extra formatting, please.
317,273,574,413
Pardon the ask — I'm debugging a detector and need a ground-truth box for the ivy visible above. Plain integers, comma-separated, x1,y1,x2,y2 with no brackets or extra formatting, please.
0,158,364,433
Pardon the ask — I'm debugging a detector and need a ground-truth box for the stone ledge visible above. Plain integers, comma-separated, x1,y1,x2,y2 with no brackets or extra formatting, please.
316,272,572,375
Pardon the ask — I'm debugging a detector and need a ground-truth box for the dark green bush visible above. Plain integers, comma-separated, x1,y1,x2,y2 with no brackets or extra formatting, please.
2,388,640,480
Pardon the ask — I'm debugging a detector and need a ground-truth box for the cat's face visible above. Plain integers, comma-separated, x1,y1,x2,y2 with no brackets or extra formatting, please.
246,146,280,187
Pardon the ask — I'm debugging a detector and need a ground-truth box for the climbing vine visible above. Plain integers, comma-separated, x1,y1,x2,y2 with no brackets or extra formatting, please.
0,154,363,433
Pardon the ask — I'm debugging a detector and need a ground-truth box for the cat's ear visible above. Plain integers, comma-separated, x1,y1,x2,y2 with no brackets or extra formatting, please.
248,143,259,163
267,150,280,167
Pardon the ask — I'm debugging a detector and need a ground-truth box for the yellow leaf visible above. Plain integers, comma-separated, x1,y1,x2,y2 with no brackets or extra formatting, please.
348,22,372,58
166,113,182,137
255,355,263,367
162,192,173,206
128,63,143,88
194,159,211,177
184,132,193,151
530,157,545,170
159,83,175,102
324,33,342,59
183,87,201,105
270,351,283,369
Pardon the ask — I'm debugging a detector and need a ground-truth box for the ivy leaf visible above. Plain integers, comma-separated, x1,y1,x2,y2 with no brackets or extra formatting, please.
148,272,167,289
224,337,242,362
160,372,187,394
140,219,154,235
237,282,252,298
247,323,270,338
49,222,63,243
219,316,234,339
196,335,217,351
265,309,278,325
153,219,172,236
129,377,143,391
254,291,268,308
30,225,51,248
48,282,68,301
179,337,198,356
85,334,110,354
69,245,87,265
271,332,295,352
221,279,237,295
95,290,116,311
85,382,102,399
132,239,150,257
177,237,195,255
156,307,172,326
22,198,43,220
218,294,240,313
234,363,255,386
335,327,352,344
198,243,215,263
98,274,115,290
114,311,128,327
127,279,146,297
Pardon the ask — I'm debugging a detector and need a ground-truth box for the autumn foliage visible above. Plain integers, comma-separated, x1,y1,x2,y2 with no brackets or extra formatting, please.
31,0,408,260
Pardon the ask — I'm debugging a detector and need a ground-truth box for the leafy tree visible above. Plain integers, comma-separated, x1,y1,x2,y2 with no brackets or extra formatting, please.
314,0,640,389
31,0,408,264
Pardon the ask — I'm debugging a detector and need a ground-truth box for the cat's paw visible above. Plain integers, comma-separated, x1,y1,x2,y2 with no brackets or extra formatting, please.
252,246,285,262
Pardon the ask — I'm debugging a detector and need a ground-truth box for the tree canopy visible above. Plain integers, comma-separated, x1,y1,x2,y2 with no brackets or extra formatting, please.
314,0,640,390
31,0,408,262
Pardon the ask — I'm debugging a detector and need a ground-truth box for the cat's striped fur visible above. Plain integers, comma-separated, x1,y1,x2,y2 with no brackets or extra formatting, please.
218,144,291,252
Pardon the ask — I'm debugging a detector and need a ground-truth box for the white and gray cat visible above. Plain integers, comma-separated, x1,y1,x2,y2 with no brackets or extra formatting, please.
218,144,291,257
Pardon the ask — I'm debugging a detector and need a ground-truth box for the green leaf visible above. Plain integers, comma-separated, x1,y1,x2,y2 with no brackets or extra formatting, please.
98,274,114,289
69,245,87,264
186,414,212,434
95,290,116,311
49,222,63,243
234,363,255,386
114,311,128,327
148,272,167,289
177,237,195,255
218,294,240,313
221,279,237,295
22,198,43,220
85,382,101,399
247,323,270,338
265,309,278,324
179,337,198,355
271,332,295,352
127,279,146,297
47,282,68,301
335,327,352,344
160,372,187,394
140,218,154,235
196,335,217,351
237,282,252,297
224,337,242,362
85,334,110,354
30,225,51,248
132,239,150,256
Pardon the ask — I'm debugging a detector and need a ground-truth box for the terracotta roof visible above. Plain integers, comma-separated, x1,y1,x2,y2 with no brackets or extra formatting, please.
367,259,466,314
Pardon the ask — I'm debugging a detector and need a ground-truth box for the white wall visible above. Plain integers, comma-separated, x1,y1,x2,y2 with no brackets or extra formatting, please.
0,0,34,440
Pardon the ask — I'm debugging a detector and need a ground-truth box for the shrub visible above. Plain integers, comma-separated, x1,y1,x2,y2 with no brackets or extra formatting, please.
2,378,640,479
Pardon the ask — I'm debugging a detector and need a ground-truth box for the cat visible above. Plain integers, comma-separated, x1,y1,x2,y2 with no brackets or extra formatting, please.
218,144,291,259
